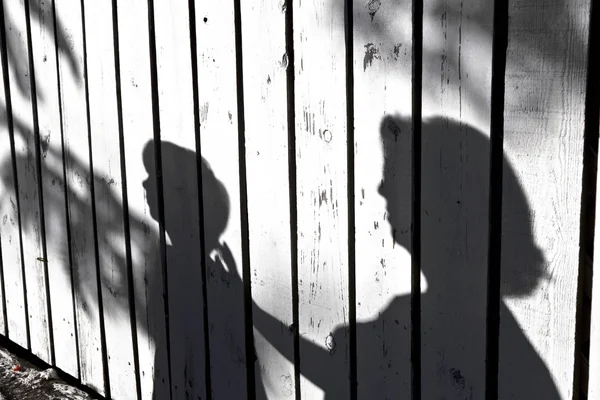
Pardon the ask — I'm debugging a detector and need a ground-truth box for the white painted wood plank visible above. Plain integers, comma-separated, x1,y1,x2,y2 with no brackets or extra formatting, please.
419,0,493,398
153,1,208,398
54,0,104,392
353,0,413,397
499,1,590,399
293,0,349,397
0,20,27,346
193,1,249,399
115,0,170,398
82,1,137,398
2,0,51,362
28,0,78,376
240,1,295,398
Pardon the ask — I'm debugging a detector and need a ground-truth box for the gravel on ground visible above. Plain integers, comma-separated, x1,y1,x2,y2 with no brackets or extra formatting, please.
0,344,94,400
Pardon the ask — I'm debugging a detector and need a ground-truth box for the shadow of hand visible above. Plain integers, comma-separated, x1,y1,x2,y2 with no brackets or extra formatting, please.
212,242,243,291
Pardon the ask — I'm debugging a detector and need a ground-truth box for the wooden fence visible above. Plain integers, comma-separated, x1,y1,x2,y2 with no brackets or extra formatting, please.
0,0,598,399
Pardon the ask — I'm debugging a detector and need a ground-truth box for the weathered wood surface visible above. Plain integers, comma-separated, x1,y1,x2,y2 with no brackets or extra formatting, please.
0,30,8,336
3,0,51,363
352,0,413,398
420,0,493,398
53,0,105,393
153,1,208,398
116,0,170,398
240,0,296,398
28,0,79,377
0,0,27,348
194,0,249,397
82,0,137,397
293,0,350,397
499,0,590,399
0,1,596,399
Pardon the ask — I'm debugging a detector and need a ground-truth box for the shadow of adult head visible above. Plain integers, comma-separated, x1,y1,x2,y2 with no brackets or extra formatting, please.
379,115,548,297
377,115,559,398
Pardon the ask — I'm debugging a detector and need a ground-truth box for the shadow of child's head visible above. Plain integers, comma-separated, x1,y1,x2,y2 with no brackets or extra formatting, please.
142,140,230,252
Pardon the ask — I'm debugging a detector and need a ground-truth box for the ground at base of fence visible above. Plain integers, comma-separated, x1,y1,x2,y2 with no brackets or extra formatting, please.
0,345,92,400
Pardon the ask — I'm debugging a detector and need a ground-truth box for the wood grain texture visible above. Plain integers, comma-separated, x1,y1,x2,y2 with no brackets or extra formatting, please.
115,0,170,398
420,0,493,398
82,1,137,398
499,1,590,399
239,0,296,398
2,0,51,363
194,0,249,398
293,0,349,397
28,0,78,376
153,1,208,398
0,15,27,346
54,0,104,392
352,0,413,397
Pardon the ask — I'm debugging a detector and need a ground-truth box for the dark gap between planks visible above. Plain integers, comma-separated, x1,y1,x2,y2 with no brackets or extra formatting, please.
485,0,509,398
145,0,173,398
109,0,143,398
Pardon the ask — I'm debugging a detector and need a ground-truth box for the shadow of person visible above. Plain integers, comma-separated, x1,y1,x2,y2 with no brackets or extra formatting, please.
379,115,560,399
142,140,268,399
0,124,561,399
233,115,561,399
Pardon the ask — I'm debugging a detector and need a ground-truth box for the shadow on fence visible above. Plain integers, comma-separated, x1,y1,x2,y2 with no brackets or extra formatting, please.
0,0,573,398
1,114,562,399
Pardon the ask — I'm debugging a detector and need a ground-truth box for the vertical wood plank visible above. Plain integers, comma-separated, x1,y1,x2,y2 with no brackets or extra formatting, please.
2,0,51,362
293,0,349,397
194,0,249,397
28,0,78,376
352,0,413,397
82,0,137,397
153,1,208,398
116,0,170,398
54,0,104,392
240,0,296,398
499,1,590,398
419,0,493,398
0,13,27,346
194,0,248,397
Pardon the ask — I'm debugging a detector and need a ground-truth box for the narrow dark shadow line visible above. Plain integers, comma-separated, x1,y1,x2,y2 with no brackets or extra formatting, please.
51,0,82,381
284,0,301,398
187,1,213,397
0,241,6,337
0,208,6,338
23,0,55,366
146,0,172,398
344,0,357,398
79,1,111,396
110,1,142,399
232,0,256,397
0,0,31,351
574,0,600,398
411,0,423,398
485,0,509,398
0,2,8,340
